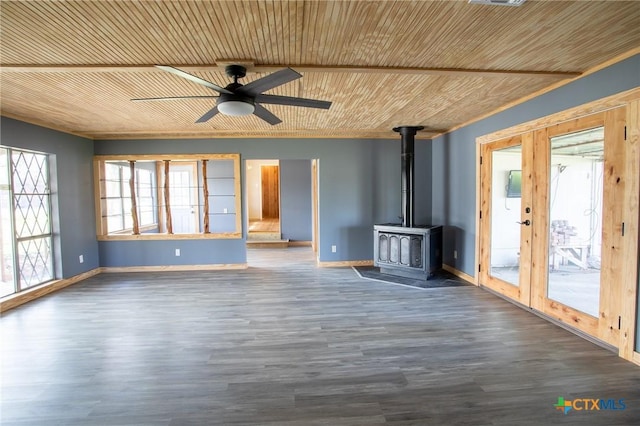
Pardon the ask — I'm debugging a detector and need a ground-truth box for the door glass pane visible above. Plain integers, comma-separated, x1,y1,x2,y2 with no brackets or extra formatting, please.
547,127,603,317
169,165,197,233
490,145,522,286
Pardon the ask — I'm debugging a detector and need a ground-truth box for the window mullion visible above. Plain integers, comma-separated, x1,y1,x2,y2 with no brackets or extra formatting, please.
129,161,140,235
119,166,126,230
16,233,53,243
7,149,19,293
164,160,173,234
46,156,54,280
9,150,22,292
202,159,209,233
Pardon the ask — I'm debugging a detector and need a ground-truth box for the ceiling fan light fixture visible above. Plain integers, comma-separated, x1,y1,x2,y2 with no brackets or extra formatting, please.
218,100,255,116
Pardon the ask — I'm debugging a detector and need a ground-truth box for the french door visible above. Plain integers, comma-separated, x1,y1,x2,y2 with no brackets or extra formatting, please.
479,108,626,347
479,134,532,306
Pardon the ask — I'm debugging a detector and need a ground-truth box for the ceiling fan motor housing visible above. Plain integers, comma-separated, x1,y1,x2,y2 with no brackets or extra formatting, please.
225,64,247,80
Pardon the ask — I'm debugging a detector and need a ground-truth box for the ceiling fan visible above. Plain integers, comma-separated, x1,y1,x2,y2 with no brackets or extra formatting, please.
132,64,332,125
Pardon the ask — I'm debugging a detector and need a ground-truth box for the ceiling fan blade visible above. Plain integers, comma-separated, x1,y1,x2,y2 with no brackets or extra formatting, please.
156,65,232,94
195,106,220,123
131,95,219,102
253,104,282,125
238,68,302,96
256,94,331,110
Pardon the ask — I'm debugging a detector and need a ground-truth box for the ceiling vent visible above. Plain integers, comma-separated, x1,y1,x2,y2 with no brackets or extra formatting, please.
468,0,526,6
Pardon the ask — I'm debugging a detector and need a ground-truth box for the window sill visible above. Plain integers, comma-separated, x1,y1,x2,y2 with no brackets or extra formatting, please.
97,232,242,241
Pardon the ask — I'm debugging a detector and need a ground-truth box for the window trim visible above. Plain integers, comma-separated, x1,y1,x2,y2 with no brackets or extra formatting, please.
94,154,242,240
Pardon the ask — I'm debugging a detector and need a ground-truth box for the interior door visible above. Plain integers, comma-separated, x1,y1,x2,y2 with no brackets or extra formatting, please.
261,165,280,219
479,109,626,347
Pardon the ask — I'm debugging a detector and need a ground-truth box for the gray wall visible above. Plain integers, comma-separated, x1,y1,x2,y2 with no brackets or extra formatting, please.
431,54,640,277
98,239,247,267
280,159,312,241
94,137,430,264
414,137,433,226
0,117,99,278
0,118,430,269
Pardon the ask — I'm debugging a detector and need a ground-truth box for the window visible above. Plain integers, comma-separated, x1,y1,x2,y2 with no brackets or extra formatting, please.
1,147,54,297
103,162,157,234
94,154,241,240
137,167,155,226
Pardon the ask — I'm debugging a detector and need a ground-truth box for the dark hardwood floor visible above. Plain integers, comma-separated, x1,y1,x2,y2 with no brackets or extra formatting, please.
1,247,639,425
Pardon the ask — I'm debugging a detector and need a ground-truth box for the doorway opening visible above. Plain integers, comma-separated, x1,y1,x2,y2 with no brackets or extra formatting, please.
245,159,318,265
246,160,283,245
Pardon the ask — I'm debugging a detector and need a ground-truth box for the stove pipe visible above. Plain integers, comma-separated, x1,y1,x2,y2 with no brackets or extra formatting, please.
393,126,424,228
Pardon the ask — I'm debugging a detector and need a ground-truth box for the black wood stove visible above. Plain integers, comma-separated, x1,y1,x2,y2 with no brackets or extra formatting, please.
373,126,442,280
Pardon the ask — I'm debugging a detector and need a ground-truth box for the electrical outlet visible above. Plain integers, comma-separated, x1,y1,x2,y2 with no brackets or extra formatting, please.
223,208,228,214
453,250,457,259
79,255,84,264
331,245,337,253
175,248,181,257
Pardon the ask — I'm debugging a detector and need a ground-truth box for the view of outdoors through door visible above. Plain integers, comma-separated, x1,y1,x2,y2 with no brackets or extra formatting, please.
547,127,604,317
480,134,532,305
490,145,522,288
0,147,54,298
480,109,625,348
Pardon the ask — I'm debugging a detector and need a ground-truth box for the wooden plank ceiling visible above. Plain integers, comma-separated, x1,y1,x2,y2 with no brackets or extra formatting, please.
1,0,639,140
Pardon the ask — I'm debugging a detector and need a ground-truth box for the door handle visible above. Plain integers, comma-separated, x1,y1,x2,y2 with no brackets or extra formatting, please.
517,220,531,226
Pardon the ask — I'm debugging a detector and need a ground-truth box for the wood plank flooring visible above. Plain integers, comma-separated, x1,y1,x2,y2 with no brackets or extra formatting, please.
1,247,639,425
248,218,280,233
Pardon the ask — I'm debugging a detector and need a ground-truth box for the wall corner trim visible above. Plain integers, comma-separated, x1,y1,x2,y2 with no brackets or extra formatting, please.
0,268,102,313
